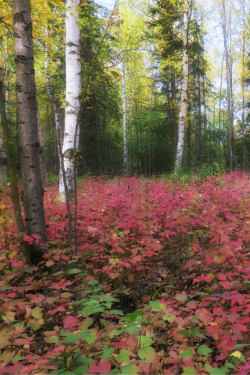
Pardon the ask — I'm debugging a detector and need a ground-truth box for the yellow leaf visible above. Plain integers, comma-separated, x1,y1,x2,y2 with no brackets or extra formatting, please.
209,322,218,326
231,351,241,358
9,252,17,259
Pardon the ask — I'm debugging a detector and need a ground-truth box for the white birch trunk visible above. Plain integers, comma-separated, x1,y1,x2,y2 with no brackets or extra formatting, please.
220,0,233,172
59,0,81,200
174,0,189,177
118,27,128,175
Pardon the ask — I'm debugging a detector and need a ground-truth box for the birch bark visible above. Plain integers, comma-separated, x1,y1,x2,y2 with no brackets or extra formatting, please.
174,0,189,177
59,0,81,200
12,0,48,263
118,28,128,175
220,0,233,172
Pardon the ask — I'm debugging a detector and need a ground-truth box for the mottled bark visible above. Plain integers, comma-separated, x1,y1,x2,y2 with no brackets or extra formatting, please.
13,0,48,264
175,0,189,177
59,0,81,200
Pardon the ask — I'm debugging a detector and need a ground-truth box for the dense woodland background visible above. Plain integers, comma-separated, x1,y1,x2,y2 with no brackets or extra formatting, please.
1,0,250,182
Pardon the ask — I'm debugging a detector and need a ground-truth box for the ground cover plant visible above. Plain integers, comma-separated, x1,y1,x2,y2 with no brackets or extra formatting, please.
1,173,250,374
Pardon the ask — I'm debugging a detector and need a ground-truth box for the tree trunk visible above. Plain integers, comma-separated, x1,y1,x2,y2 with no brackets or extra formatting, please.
221,0,233,172
186,103,191,169
0,32,7,187
44,20,63,185
203,77,210,165
148,83,152,178
174,0,189,177
218,54,224,167
59,0,81,200
170,30,178,161
0,79,31,264
12,0,48,264
195,75,201,171
37,101,48,188
242,1,246,170
118,28,128,175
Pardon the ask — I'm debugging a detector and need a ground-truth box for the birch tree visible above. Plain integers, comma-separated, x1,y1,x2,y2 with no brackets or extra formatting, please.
174,0,190,177
220,0,233,172
116,1,128,175
59,0,81,200
13,0,48,264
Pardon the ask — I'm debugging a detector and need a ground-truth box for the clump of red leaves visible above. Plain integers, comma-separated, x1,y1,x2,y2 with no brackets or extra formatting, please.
0,174,250,374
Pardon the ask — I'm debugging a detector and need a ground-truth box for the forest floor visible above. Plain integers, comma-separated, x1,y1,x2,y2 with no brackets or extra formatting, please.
0,173,250,374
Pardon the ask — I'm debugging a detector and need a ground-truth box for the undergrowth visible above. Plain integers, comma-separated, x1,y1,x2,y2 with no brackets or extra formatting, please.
0,173,250,374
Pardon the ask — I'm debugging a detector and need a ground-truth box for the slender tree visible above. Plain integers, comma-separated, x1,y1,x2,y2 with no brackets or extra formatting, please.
0,30,7,186
13,0,48,264
174,0,190,177
59,0,81,200
220,0,233,172
116,1,128,175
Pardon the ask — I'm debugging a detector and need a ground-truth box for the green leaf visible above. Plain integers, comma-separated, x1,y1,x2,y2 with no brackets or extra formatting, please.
76,358,94,363
137,346,155,361
189,315,202,322
68,269,81,274
109,310,124,315
197,345,213,356
191,327,206,338
124,325,142,335
149,300,161,311
102,348,114,361
137,336,154,345
204,363,213,373
73,365,88,374
210,368,228,375
177,329,190,336
225,363,237,370
179,349,194,357
163,315,176,322
47,336,59,343
182,366,197,375
11,357,24,362
120,365,140,374
117,349,132,363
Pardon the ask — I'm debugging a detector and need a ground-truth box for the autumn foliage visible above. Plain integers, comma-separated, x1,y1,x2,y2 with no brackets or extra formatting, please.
1,174,250,374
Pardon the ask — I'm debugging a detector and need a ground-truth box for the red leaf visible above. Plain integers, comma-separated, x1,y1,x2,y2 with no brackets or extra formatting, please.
31,234,41,241
0,363,24,374
52,345,65,352
88,362,111,374
23,235,33,243
7,293,18,298
13,338,31,345
63,316,78,329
